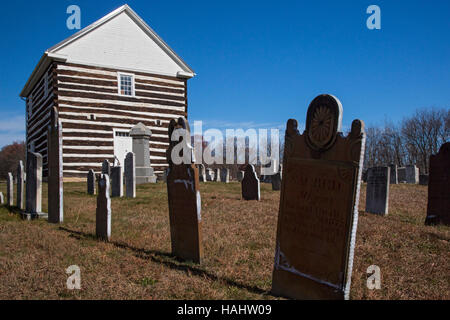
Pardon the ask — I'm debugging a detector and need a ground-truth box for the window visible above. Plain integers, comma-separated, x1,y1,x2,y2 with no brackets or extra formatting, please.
118,73,135,96
115,131,130,137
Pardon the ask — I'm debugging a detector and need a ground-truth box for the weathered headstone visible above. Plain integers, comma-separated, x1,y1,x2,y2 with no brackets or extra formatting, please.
271,165,283,191
166,117,203,263
47,107,64,223
237,170,245,182
24,152,45,219
365,166,390,215
102,160,111,176
425,142,450,226
271,94,365,300
17,161,25,210
124,152,136,198
96,174,111,241
87,170,96,195
241,165,260,200
397,167,406,183
198,164,206,182
130,122,157,184
214,168,221,182
419,174,429,186
389,164,398,184
6,172,13,207
205,169,214,181
0,192,4,204
405,165,419,184
111,166,123,197
220,168,230,183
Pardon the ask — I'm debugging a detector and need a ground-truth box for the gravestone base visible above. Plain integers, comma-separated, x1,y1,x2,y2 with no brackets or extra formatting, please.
21,212,48,221
136,167,157,184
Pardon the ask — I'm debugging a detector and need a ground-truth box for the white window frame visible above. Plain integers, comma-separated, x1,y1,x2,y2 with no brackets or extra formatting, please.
117,72,135,97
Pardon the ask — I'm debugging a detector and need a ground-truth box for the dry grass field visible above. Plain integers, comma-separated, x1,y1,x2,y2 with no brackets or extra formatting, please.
0,181,448,300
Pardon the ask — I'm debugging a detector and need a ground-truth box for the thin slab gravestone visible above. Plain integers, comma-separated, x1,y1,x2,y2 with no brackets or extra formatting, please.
47,107,64,223
111,166,123,198
6,172,13,207
102,160,111,176
17,161,25,210
0,192,4,204
96,174,111,241
214,168,221,182
271,94,365,300
389,164,398,184
241,165,260,200
405,165,419,184
205,169,214,182
425,142,450,226
24,152,46,219
198,164,206,182
365,166,390,216
237,170,245,182
397,167,406,183
166,117,203,263
220,168,230,183
87,170,96,195
272,165,283,191
125,152,136,198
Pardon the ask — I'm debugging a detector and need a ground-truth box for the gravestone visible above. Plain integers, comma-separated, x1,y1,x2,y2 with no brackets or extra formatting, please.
241,165,260,200
102,160,111,176
205,169,214,181
24,152,45,219
0,192,3,204
220,168,230,183
198,164,206,182
166,117,202,263
271,94,365,300
365,167,390,215
397,167,406,183
405,165,419,184
272,165,283,191
6,172,13,206
419,174,429,186
17,161,25,210
111,166,123,197
96,174,111,241
389,164,398,184
130,122,157,184
425,142,450,226
87,170,96,195
124,152,136,198
237,170,245,182
47,107,64,223
214,168,221,182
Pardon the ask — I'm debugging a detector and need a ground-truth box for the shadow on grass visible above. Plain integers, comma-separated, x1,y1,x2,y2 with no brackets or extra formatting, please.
59,226,270,297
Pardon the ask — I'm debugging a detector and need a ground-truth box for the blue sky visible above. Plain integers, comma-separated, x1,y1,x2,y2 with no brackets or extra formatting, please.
0,0,449,147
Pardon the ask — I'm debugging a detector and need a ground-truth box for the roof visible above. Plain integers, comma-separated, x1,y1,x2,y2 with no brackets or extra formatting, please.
20,4,195,97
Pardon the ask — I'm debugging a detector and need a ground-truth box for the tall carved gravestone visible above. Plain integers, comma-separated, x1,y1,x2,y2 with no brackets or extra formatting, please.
25,152,45,219
130,122,157,184
47,107,64,223
102,160,111,176
17,161,25,210
220,168,230,183
389,164,398,184
365,167,390,215
125,152,136,198
111,166,123,198
241,165,260,200
96,174,111,241
166,117,203,263
87,170,96,195
405,165,419,184
271,94,365,300
7,172,13,207
425,142,450,226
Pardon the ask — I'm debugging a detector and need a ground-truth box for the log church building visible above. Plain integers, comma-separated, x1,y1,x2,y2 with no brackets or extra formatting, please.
20,4,195,177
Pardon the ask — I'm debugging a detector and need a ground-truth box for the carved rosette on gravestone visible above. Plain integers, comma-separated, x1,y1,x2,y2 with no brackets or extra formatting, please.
24,152,46,220
17,161,25,210
96,174,111,241
272,165,283,191
271,94,365,300
166,117,203,263
6,172,13,207
425,142,450,226
405,165,419,184
198,164,206,182
47,107,64,223
87,170,96,195
102,160,111,176
365,166,390,216
125,152,136,198
241,165,260,200
220,168,230,183
389,164,398,184
111,166,123,197
130,122,157,184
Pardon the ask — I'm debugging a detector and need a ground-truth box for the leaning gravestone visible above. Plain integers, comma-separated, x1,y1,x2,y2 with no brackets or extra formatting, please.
220,168,230,183
130,122,157,184
24,152,46,219
111,166,123,198
166,117,203,263
241,165,260,200
419,174,429,186
47,107,64,223
214,168,221,182
102,160,111,176
87,170,96,195
272,165,282,191
425,142,450,226
17,161,25,210
96,174,111,241
405,165,419,184
271,94,365,300
6,172,13,207
389,164,398,184
365,167,390,215
124,152,136,198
